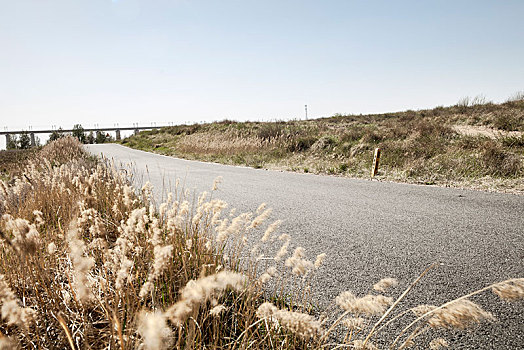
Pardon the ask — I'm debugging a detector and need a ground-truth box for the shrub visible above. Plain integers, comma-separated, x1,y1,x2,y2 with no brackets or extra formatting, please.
493,112,522,131
256,124,285,141
360,128,384,144
311,136,338,152
482,142,522,177
499,135,524,148
288,136,318,152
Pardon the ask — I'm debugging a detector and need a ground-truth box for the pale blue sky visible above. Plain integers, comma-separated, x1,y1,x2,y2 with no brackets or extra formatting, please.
1,0,523,141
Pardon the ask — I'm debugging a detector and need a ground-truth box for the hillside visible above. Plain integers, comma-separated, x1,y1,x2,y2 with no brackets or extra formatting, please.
121,99,524,193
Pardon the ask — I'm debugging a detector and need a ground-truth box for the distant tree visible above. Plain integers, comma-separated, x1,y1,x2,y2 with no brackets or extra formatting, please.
6,135,19,150
95,131,109,144
48,128,65,143
19,132,31,149
72,124,87,144
87,131,95,144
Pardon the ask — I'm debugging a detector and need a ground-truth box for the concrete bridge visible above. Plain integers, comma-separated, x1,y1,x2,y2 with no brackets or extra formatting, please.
0,125,171,147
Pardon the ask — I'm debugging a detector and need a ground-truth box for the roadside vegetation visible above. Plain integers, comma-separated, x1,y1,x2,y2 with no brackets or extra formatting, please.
122,95,524,193
0,149,37,181
0,137,522,349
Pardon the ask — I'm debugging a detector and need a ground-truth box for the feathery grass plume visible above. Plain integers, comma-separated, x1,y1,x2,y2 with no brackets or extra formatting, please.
47,242,57,254
343,317,366,331
314,253,326,268
492,278,524,301
429,338,449,349
115,257,134,290
276,308,322,339
0,335,17,350
0,275,35,327
249,208,272,229
336,291,393,316
106,208,147,289
166,271,246,325
411,304,437,317
211,176,223,191
256,203,267,215
209,305,226,317
138,310,173,350
123,184,135,208
351,339,379,350
373,278,398,293
256,302,322,339
258,266,278,284
261,219,281,242
274,233,291,261
141,181,154,200
285,247,314,276
256,302,278,320
32,210,44,228
427,299,494,329
1,216,41,254
66,221,95,303
140,245,174,298
215,212,252,244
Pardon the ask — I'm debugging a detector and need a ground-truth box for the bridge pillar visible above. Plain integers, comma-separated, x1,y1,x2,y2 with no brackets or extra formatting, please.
30,133,36,147
5,134,11,148
116,129,121,140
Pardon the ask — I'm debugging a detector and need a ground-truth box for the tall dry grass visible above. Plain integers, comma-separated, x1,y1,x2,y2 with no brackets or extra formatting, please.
122,98,524,192
0,137,523,349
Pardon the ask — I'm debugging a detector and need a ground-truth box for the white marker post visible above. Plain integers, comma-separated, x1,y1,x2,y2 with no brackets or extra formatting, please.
371,148,381,177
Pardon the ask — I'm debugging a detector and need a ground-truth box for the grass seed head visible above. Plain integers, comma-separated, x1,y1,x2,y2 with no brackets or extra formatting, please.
166,271,246,325
67,221,95,303
343,317,366,330
138,311,173,350
314,253,326,268
209,305,226,317
336,291,393,316
492,279,524,301
285,247,314,276
373,278,399,293
429,338,449,349
427,299,494,329
411,304,437,317
351,339,379,350
256,302,321,339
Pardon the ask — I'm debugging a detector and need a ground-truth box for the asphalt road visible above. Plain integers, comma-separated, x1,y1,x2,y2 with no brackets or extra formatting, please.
86,144,524,349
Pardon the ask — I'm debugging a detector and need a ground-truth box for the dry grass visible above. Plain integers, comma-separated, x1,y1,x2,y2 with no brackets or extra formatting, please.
0,149,37,181
0,137,522,349
122,99,524,193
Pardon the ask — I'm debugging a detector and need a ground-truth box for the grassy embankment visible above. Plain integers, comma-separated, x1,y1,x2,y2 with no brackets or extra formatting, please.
122,98,524,193
0,138,523,349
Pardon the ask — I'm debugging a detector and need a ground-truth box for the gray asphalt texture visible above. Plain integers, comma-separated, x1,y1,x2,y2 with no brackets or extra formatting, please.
86,144,524,349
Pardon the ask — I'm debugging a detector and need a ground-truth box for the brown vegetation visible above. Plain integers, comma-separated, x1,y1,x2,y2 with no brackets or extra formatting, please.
122,98,524,193
0,137,522,349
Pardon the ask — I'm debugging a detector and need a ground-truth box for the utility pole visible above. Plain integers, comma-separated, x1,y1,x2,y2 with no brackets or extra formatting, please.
305,105,308,120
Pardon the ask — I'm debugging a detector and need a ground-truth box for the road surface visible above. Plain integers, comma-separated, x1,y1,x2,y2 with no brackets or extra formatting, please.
86,144,524,349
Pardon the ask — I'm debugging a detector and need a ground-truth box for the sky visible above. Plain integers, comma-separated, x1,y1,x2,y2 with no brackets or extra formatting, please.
1,0,523,148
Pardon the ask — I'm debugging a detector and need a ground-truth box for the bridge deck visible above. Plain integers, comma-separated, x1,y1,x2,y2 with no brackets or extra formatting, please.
0,126,170,135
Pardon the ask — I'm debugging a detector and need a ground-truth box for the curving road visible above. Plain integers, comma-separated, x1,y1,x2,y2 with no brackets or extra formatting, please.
86,144,524,349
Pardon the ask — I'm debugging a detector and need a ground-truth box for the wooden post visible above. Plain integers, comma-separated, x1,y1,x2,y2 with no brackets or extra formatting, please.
371,148,381,177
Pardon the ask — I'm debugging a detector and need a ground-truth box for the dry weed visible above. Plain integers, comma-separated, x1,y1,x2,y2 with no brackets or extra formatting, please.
0,137,522,349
